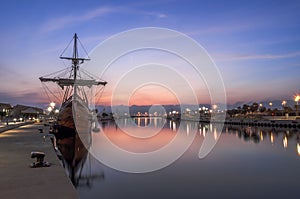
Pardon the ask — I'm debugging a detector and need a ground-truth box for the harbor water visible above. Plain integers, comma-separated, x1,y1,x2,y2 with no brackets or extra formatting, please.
70,118,300,199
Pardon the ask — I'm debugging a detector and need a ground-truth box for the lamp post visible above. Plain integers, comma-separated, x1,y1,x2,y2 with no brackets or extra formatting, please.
295,95,300,116
269,102,273,116
50,102,55,108
282,100,287,117
212,104,218,112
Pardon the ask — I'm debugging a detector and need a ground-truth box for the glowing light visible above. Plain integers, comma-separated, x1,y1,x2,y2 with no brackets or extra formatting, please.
186,123,190,135
282,100,287,106
47,107,53,112
297,143,300,156
50,102,55,108
213,128,218,140
137,118,141,126
295,95,300,102
260,131,264,141
283,135,288,148
270,133,274,144
172,121,176,131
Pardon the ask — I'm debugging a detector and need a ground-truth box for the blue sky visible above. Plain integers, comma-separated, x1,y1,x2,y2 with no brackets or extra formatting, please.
0,0,299,107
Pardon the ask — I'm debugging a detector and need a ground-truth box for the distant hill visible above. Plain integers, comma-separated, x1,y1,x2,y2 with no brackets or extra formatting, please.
96,104,212,115
95,99,296,115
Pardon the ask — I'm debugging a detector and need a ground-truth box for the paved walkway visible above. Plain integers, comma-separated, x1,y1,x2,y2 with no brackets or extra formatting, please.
0,122,79,199
0,121,36,133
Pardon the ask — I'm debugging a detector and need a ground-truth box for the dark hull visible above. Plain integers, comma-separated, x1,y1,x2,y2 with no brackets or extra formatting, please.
56,132,88,186
55,96,92,146
54,96,92,186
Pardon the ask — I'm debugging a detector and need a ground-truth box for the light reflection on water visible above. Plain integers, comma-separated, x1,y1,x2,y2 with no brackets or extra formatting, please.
73,118,300,199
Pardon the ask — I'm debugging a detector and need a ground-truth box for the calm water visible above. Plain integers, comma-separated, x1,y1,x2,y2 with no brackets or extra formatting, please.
70,118,300,199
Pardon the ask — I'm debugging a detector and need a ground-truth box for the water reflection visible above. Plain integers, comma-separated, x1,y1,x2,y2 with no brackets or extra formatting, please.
60,118,300,199
56,132,104,188
97,118,300,162
223,125,300,153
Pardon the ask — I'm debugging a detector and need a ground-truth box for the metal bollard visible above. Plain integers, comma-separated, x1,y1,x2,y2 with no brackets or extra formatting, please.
30,151,50,168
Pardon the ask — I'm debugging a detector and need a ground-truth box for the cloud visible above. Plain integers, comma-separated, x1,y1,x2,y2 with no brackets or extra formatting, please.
0,91,46,106
215,51,300,62
187,23,253,37
41,4,168,33
41,6,119,33
145,12,167,19
157,13,167,19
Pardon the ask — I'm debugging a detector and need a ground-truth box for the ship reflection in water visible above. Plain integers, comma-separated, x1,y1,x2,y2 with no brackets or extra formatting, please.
56,132,104,188
58,117,300,199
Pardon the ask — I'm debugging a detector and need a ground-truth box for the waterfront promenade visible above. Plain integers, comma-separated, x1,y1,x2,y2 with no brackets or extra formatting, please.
0,122,78,199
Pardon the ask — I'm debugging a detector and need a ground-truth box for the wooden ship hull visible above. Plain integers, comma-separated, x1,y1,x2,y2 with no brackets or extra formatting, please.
56,126,89,187
55,96,93,148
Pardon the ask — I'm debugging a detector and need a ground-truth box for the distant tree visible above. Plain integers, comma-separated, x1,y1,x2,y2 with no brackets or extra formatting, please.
237,106,242,114
227,110,233,117
273,108,279,116
227,109,238,117
242,104,250,115
284,106,292,113
250,102,259,113
259,106,266,113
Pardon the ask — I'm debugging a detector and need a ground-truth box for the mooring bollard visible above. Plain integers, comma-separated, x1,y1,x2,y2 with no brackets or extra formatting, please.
30,151,50,168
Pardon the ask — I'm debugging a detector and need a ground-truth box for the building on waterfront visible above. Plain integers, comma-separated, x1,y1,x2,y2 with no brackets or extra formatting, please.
0,103,13,121
10,104,43,120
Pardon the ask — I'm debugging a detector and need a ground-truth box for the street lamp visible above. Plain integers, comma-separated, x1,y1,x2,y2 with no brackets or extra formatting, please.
295,95,300,116
282,100,287,116
212,104,218,111
47,107,53,112
50,102,55,108
282,100,287,107
269,102,273,108
269,102,273,116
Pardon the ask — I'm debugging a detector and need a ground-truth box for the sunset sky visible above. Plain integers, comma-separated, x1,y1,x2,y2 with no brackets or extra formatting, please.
0,0,299,108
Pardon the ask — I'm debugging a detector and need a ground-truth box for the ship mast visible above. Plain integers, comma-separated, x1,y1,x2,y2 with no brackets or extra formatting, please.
39,33,107,104
59,33,92,102
73,33,78,80
60,33,90,81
